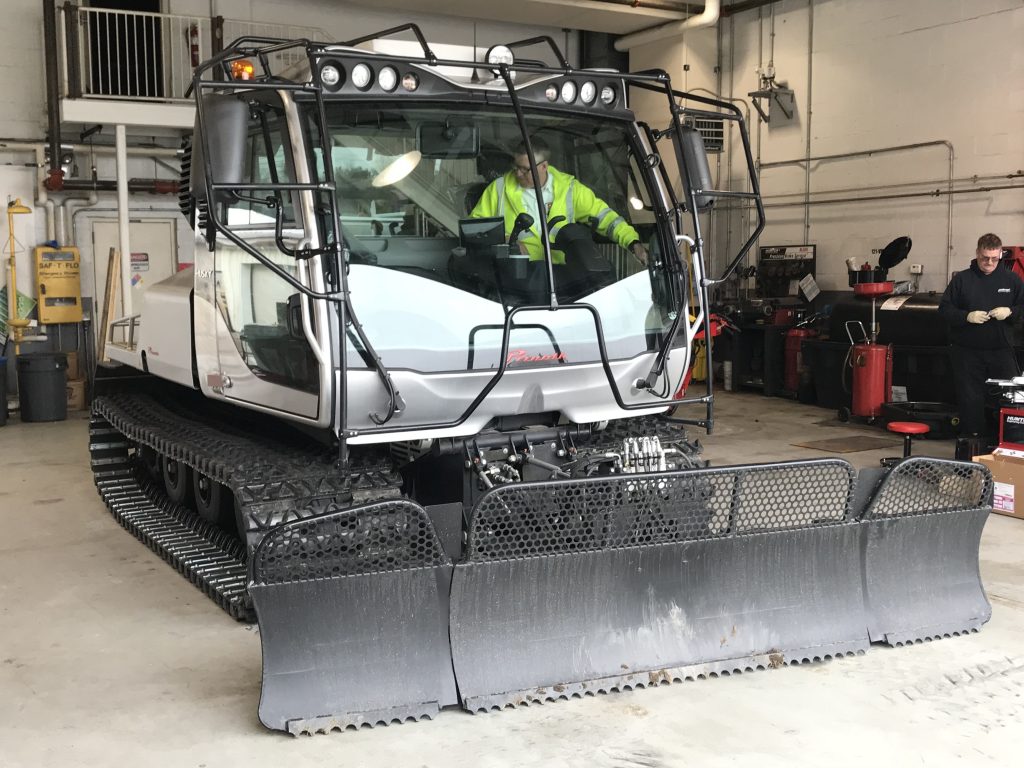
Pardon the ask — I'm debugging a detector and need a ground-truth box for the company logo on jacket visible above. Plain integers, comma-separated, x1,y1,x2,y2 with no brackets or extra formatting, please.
998,288,1011,293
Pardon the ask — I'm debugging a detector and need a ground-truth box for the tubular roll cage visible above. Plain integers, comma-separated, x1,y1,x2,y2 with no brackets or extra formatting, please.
189,24,765,464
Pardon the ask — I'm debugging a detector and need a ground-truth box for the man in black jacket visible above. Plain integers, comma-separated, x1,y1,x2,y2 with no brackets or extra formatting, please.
939,233,1024,437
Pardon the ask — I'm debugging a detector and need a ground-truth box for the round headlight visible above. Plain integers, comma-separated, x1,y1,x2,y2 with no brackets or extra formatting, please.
545,84,558,102
378,66,398,92
319,63,342,88
560,81,577,104
485,44,515,72
351,63,373,90
600,85,617,106
401,72,419,91
580,81,597,105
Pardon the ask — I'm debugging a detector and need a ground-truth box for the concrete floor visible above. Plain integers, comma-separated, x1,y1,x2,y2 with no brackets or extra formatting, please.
1,391,1022,767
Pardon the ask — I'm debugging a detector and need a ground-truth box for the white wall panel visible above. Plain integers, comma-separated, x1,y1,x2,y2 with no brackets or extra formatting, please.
719,0,1024,293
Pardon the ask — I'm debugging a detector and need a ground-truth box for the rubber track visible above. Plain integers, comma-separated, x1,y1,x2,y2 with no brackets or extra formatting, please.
89,392,403,621
92,393,402,536
90,415,254,620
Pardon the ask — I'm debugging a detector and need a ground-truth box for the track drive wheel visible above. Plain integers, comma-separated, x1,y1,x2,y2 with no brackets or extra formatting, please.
162,456,194,506
192,471,233,528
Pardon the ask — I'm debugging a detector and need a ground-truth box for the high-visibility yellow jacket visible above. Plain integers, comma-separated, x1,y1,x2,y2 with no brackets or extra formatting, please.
469,165,640,264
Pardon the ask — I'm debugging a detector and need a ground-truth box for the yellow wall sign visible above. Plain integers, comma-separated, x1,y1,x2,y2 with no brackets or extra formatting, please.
34,246,83,324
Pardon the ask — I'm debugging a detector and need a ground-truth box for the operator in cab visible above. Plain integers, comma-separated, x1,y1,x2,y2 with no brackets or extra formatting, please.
938,232,1024,441
470,136,648,266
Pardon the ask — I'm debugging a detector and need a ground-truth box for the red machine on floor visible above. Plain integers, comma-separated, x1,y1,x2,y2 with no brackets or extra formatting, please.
840,285,894,422
784,315,819,394
847,326,893,419
837,239,912,422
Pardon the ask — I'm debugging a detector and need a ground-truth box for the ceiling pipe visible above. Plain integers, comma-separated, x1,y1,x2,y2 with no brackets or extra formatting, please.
720,0,787,18
583,0,698,12
0,139,181,160
58,178,180,194
60,192,99,246
614,0,720,51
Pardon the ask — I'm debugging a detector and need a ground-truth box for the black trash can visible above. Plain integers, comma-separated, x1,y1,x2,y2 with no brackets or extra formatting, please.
0,356,7,426
16,352,68,422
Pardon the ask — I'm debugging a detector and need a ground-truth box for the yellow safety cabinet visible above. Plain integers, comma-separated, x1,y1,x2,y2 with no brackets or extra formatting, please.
34,246,83,324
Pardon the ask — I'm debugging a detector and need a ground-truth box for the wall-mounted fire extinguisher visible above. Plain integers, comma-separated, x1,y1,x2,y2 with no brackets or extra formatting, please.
189,24,201,68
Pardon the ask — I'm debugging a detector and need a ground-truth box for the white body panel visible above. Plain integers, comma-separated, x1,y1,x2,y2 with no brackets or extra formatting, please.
134,267,195,388
103,267,194,390
105,341,143,369
345,357,678,444
91,219,178,335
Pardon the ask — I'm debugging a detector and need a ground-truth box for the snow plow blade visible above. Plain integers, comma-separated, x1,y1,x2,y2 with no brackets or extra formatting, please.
860,458,992,645
249,500,458,734
450,459,868,710
250,457,992,732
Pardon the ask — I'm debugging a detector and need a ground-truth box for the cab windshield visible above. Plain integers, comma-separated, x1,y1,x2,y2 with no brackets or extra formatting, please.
316,103,677,374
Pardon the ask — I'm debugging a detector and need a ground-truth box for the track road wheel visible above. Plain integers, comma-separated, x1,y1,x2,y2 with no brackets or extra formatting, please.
192,471,232,528
162,456,194,507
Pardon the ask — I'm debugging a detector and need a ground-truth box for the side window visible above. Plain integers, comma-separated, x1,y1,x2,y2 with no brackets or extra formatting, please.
572,135,631,216
214,97,319,394
569,133,651,279
215,243,318,394
223,100,295,227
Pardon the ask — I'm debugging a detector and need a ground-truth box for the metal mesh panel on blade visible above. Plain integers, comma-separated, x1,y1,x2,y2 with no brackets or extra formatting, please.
467,459,854,561
251,500,449,585
864,457,993,519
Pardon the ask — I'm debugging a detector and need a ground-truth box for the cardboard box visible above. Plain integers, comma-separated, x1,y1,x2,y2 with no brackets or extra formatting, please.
975,453,1024,520
66,379,85,411
65,351,81,381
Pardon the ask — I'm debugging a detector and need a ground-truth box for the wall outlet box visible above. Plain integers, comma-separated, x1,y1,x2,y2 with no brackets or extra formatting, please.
910,263,923,274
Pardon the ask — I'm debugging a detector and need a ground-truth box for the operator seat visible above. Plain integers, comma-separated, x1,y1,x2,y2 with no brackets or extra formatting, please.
461,149,513,216
463,182,490,216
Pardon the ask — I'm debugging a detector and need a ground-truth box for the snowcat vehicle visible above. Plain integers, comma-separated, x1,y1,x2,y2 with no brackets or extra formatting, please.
89,26,994,735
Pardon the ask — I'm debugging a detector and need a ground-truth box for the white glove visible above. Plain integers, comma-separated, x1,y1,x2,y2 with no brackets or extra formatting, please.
967,311,990,324
989,306,1012,321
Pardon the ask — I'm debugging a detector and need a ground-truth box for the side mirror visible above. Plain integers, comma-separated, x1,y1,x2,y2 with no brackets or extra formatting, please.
672,126,714,213
191,94,248,203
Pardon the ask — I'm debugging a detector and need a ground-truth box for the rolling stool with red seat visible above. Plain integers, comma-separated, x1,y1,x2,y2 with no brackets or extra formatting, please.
881,421,930,467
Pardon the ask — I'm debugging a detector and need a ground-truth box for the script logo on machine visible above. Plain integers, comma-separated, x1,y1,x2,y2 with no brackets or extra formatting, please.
506,349,568,366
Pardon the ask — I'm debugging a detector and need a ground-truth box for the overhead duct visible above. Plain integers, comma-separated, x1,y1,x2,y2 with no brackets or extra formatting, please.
614,0,720,51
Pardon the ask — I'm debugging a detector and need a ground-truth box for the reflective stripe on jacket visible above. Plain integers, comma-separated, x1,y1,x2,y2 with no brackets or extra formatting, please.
469,164,639,263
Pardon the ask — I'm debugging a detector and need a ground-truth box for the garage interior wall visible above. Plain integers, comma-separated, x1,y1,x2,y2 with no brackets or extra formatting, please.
713,0,1024,293
626,0,1022,293
2,0,1022,315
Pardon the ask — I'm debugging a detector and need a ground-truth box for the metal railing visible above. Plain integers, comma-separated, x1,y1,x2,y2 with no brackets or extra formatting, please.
109,314,141,351
58,5,327,103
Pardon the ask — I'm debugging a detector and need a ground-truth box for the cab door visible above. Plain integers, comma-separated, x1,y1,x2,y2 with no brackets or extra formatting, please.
192,91,329,424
